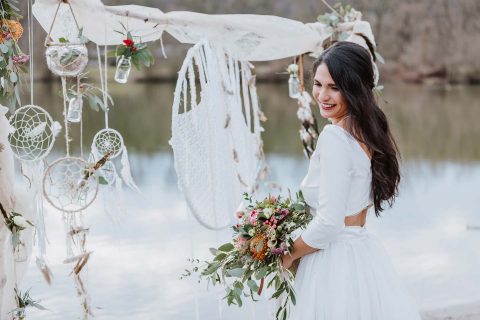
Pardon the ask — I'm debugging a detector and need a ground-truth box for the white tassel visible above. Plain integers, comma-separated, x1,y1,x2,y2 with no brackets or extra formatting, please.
119,145,140,192
23,161,48,256
52,121,62,138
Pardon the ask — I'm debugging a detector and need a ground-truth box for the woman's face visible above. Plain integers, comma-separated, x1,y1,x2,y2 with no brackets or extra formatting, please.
312,62,349,124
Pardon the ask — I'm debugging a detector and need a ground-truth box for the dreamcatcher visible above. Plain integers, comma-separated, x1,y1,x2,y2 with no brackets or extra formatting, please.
88,43,139,199
7,103,60,259
170,40,265,230
39,2,97,318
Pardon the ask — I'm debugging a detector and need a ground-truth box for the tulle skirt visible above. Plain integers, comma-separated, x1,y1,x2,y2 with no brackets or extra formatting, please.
290,227,421,320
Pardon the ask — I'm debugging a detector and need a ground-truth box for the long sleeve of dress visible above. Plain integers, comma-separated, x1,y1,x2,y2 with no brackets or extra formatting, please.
300,125,353,249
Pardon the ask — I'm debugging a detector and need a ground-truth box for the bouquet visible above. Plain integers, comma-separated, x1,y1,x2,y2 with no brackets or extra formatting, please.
182,192,312,320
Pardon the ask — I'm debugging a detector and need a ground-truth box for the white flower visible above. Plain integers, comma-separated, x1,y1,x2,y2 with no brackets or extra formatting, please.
297,106,314,123
286,222,296,230
263,208,273,218
287,64,299,74
13,216,29,228
299,128,312,144
267,239,277,248
248,229,255,237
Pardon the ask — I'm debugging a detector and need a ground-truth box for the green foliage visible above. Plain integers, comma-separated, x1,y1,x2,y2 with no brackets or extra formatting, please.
60,72,114,112
111,23,155,71
12,287,46,314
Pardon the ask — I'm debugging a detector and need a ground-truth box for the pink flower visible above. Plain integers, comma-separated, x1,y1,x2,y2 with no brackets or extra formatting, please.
236,211,244,219
235,236,247,249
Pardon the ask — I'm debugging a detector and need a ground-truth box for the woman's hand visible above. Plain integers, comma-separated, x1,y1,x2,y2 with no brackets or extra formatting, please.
281,254,295,269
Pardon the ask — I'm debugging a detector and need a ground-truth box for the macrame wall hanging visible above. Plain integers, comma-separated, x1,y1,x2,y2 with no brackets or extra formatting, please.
170,39,266,230
287,54,319,158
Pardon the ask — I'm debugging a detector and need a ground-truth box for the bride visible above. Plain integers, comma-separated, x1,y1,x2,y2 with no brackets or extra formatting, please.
282,42,421,319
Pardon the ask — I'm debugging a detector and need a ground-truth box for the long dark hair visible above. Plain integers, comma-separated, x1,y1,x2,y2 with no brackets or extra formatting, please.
313,41,400,216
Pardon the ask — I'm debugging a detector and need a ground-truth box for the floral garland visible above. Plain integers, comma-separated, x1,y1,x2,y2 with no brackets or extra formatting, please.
0,0,29,111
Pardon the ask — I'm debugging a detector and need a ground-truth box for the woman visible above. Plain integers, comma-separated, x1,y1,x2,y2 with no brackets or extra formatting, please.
282,42,421,319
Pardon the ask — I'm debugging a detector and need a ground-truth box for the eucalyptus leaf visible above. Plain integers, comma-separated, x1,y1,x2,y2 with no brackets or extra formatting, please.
98,176,109,185
9,72,17,83
0,44,9,54
214,252,227,261
218,243,234,252
227,268,245,278
247,279,259,292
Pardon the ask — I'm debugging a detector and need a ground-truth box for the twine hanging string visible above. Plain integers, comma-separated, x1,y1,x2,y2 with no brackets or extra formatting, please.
298,54,305,92
44,0,81,47
103,45,109,128
294,54,305,93
61,77,70,156
27,0,34,104
95,45,110,130
77,76,83,158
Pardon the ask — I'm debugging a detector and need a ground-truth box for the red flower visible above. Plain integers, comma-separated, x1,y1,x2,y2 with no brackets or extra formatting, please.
123,39,134,47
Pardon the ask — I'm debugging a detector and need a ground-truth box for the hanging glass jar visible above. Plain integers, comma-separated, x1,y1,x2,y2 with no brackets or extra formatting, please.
45,44,88,77
114,55,132,84
288,72,301,99
67,95,83,123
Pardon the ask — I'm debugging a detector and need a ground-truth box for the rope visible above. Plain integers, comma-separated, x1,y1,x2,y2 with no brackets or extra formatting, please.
27,0,34,104
96,45,109,129
104,45,109,128
78,76,83,158
61,77,70,156
299,54,305,92
45,0,81,46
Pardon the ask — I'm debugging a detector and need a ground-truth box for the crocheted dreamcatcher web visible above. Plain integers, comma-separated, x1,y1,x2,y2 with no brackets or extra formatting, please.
92,128,124,160
8,105,56,161
42,157,99,213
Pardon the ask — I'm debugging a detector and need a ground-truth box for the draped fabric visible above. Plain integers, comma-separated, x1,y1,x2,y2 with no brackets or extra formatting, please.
32,0,375,61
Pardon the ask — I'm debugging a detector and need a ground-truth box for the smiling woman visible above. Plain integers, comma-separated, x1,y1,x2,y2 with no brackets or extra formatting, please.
283,42,422,320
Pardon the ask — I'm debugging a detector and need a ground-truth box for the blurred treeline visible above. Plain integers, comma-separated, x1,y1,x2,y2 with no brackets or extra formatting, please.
22,0,480,84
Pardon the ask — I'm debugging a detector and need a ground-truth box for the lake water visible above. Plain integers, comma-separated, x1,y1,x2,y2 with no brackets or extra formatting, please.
21,81,480,319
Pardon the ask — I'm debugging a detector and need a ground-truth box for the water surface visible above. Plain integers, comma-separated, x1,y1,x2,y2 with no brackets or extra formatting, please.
21,81,480,319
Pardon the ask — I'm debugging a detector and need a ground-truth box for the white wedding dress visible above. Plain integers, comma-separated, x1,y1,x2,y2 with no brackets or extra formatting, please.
290,124,421,320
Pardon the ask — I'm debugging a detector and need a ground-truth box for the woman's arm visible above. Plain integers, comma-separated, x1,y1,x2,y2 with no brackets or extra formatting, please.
282,126,353,268
282,236,319,268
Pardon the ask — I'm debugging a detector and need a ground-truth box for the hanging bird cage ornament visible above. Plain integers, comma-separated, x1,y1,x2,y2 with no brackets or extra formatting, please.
44,1,88,77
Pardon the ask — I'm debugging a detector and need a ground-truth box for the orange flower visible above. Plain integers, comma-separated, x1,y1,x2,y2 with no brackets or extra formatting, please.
249,233,268,261
0,20,23,42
